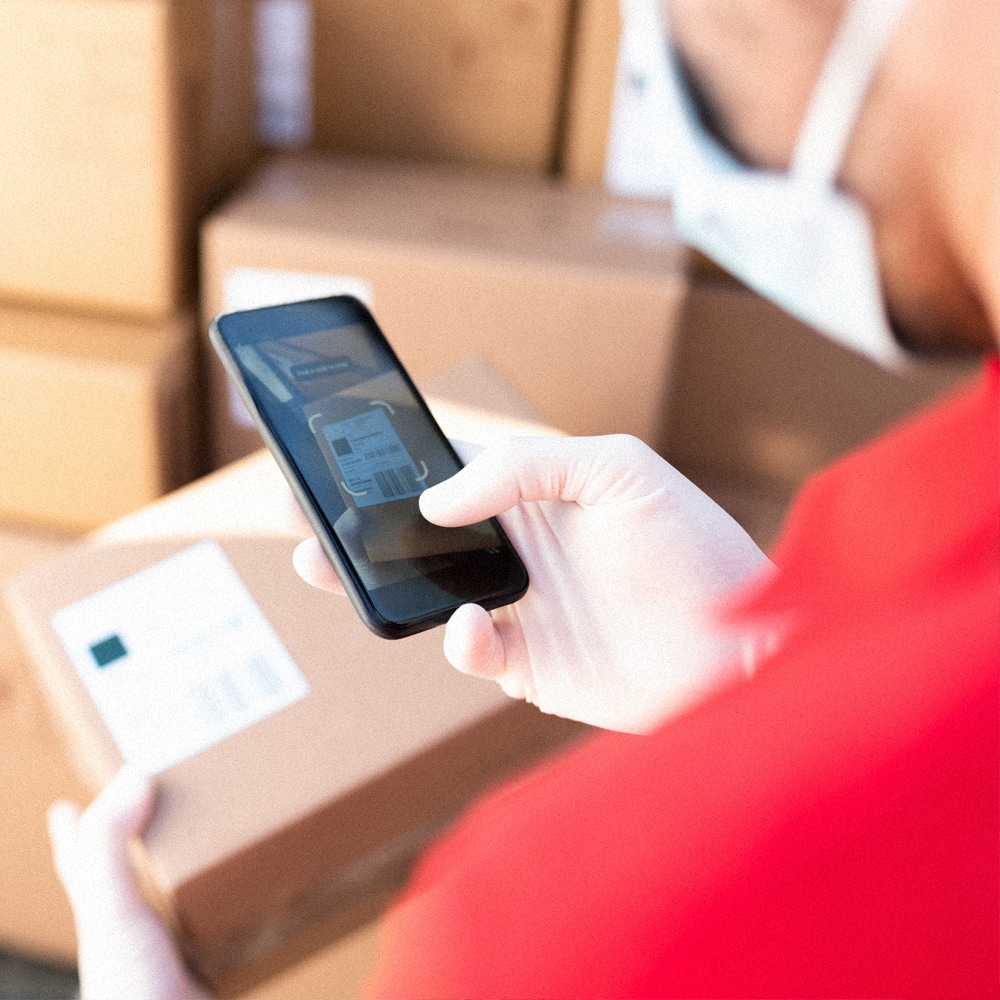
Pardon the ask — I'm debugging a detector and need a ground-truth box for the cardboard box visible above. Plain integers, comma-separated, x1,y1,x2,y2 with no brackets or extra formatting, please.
241,922,380,1000
663,282,981,496
419,354,546,426
7,390,584,997
311,0,571,173
201,153,690,468
0,362,553,976
561,0,620,185
0,0,256,317
0,304,196,531
0,524,85,965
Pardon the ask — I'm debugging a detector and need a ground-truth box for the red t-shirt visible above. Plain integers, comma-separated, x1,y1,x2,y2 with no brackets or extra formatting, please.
367,360,1000,999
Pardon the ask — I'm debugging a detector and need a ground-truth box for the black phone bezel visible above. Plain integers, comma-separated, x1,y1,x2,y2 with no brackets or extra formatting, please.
209,295,529,639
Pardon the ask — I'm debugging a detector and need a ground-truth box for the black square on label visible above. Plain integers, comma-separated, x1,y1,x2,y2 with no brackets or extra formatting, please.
90,634,127,668
332,437,352,457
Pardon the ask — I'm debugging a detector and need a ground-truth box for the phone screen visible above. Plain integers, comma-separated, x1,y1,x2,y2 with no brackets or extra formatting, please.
213,297,528,634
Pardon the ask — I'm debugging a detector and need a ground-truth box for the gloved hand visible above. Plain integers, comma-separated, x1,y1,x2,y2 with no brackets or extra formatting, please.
48,767,208,1000
294,434,775,733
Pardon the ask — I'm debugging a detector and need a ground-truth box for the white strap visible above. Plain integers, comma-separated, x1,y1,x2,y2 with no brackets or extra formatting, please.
791,0,912,184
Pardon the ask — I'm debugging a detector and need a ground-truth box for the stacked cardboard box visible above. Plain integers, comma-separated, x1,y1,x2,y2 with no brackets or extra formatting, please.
561,0,621,185
201,153,690,468
260,0,579,171
662,281,979,548
0,306,197,531
0,0,258,530
0,0,256,316
310,0,573,173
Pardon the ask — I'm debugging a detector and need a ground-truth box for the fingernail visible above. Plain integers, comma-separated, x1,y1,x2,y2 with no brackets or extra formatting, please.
418,483,445,516
291,537,314,574
112,765,155,804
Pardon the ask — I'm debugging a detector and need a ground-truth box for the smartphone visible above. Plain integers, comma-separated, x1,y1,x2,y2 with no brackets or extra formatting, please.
210,295,529,638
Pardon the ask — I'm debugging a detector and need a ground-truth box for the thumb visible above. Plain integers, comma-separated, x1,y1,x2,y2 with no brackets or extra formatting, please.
49,768,209,1000
420,434,663,526
442,602,508,680
49,767,155,920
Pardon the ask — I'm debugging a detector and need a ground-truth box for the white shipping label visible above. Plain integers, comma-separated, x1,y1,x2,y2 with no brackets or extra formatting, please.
51,542,310,774
322,408,428,508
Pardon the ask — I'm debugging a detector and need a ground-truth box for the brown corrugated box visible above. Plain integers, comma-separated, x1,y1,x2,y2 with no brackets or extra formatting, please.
561,0,620,185
201,153,689,468
6,391,582,997
663,282,980,498
311,0,571,173
0,524,84,965
0,0,256,317
0,304,196,531
0,366,548,976
238,922,380,1000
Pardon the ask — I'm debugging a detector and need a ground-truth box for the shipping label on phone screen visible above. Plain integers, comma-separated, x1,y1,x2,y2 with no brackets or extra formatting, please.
320,407,428,507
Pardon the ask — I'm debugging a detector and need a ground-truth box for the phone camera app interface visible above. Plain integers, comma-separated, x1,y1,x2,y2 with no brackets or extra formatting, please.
237,315,503,605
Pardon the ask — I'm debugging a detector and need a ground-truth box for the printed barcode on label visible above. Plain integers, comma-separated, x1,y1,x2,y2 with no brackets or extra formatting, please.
51,541,311,774
191,654,284,727
320,409,425,508
375,465,420,500
363,444,403,461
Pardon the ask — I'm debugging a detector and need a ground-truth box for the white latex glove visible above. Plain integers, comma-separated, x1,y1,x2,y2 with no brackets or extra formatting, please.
295,434,775,733
48,768,208,1000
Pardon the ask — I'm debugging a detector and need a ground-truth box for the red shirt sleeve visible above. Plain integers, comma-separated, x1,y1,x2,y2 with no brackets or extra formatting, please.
365,362,1000,1000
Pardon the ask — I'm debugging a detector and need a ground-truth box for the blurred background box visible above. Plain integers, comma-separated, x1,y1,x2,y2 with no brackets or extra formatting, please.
0,0,256,318
263,0,569,174
0,305,196,531
662,281,980,504
256,0,573,174
560,0,620,186
0,525,84,967
201,153,689,469
311,0,571,173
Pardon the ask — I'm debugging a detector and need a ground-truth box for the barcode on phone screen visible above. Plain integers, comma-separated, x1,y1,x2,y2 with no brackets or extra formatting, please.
374,464,421,501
